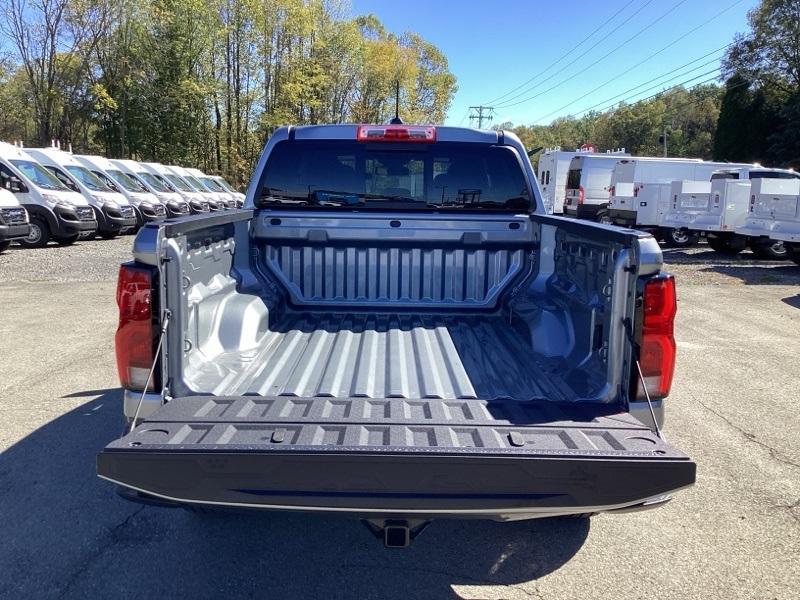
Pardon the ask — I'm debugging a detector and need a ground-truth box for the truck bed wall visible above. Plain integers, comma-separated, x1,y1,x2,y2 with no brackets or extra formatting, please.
153,211,657,405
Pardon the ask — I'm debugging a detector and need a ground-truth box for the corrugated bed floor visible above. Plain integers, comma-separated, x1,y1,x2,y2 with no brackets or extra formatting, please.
199,313,574,401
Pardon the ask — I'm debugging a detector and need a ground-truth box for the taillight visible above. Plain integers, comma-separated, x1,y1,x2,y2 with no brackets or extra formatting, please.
356,125,436,142
577,185,585,205
637,276,677,399
115,264,157,391
609,185,615,196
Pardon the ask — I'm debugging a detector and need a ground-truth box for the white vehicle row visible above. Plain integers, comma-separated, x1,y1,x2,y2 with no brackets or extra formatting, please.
536,148,800,263
0,141,244,252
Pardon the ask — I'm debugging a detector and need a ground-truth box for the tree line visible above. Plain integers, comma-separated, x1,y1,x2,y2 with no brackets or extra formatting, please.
0,0,457,187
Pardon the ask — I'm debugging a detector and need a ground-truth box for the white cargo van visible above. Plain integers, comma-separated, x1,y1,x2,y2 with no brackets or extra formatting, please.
185,167,237,208
538,147,628,214
210,175,245,207
677,167,799,258
141,162,211,213
0,142,96,247
74,155,166,226
110,159,190,218
0,186,30,253
563,154,627,220
26,148,137,239
738,174,800,264
165,165,225,211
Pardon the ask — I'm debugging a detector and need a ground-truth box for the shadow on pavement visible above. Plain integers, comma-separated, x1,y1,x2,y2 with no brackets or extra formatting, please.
782,294,800,309
0,390,589,600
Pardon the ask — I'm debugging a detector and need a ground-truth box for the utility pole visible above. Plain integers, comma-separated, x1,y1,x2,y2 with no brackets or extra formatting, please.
658,125,668,157
468,106,495,129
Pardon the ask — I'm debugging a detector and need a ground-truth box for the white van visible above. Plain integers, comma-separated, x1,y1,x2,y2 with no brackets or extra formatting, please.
168,166,228,210
110,159,190,218
563,154,627,220
738,173,800,264
210,175,244,207
0,186,30,253
74,155,166,226
26,148,137,239
185,167,237,208
141,162,212,213
538,147,628,214
0,142,96,247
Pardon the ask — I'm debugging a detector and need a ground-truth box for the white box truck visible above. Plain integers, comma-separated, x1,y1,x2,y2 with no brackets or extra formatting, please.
738,175,800,265
537,147,627,215
0,142,96,247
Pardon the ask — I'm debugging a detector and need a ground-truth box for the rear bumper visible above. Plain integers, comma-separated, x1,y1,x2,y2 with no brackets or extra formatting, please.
564,203,605,220
99,396,695,520
608,208,637,227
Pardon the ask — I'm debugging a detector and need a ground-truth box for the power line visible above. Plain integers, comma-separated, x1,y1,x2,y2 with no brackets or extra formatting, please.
468,106,495,128
483,0,642,106
527,0,743,123
493,0,689,110
535,46,729,124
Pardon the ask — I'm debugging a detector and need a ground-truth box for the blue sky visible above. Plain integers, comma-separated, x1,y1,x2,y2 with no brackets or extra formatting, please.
350,0,759,126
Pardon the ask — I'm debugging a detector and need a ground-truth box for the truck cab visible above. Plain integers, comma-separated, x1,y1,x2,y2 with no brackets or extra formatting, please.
74,155,167,227
110,159,190,218
0,186,30,253
26,148,137,240
0,142,97,247
98,124,695,545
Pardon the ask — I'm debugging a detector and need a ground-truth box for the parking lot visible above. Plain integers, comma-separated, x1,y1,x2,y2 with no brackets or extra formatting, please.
0,237,798,600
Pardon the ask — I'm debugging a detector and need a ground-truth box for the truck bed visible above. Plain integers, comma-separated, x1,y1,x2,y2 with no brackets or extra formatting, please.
187,311,576,401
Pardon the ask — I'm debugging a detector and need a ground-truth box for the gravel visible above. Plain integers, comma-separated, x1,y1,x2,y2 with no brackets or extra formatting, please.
0,235,131,283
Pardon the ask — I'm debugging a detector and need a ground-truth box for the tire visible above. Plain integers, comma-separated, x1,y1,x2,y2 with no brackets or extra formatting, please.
664,228,699,248
0,240,11,254
19,216,49,248
53,234,79,246
707,236,743,255
750,240,788,260
596,210,613,225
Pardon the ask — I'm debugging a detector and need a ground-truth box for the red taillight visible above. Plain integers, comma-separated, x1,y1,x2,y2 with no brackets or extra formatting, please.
577,185,585,205
115,264,156,391
638,276,677,399
356,125,436,142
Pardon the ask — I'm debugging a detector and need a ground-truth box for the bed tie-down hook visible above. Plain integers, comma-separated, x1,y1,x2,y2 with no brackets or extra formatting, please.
129,309,171,432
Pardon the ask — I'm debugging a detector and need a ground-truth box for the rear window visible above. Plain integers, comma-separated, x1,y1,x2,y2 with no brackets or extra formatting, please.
711,172,738,180
749,171,800,180
566,168,581,190
256,140,532,211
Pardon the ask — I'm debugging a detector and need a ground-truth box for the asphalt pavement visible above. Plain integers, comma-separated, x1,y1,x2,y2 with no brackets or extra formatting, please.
0,238,798,599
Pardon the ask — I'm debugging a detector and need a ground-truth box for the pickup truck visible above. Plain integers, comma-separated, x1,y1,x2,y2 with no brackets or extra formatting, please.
98,124,696,547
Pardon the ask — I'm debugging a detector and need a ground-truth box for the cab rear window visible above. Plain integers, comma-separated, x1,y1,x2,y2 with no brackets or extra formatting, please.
256,140,532,211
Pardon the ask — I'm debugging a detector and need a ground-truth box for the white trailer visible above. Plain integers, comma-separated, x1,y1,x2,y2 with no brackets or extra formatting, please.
537,147,627,215
738,175,800,264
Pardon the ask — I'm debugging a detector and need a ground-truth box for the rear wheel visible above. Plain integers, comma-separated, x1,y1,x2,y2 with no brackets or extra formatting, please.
664,228,699,248
19,216,49,248
750,240,788,260
707,236,743,255
0,240,11,253
53,234,79,246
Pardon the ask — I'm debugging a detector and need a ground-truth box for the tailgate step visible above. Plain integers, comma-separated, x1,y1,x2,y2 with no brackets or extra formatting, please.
98,397,695,515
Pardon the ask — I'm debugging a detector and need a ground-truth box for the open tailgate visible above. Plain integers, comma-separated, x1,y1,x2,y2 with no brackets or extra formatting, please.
98,397,695,516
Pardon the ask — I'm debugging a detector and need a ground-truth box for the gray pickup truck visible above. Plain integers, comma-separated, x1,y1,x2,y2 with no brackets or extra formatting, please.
98,124,695,547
